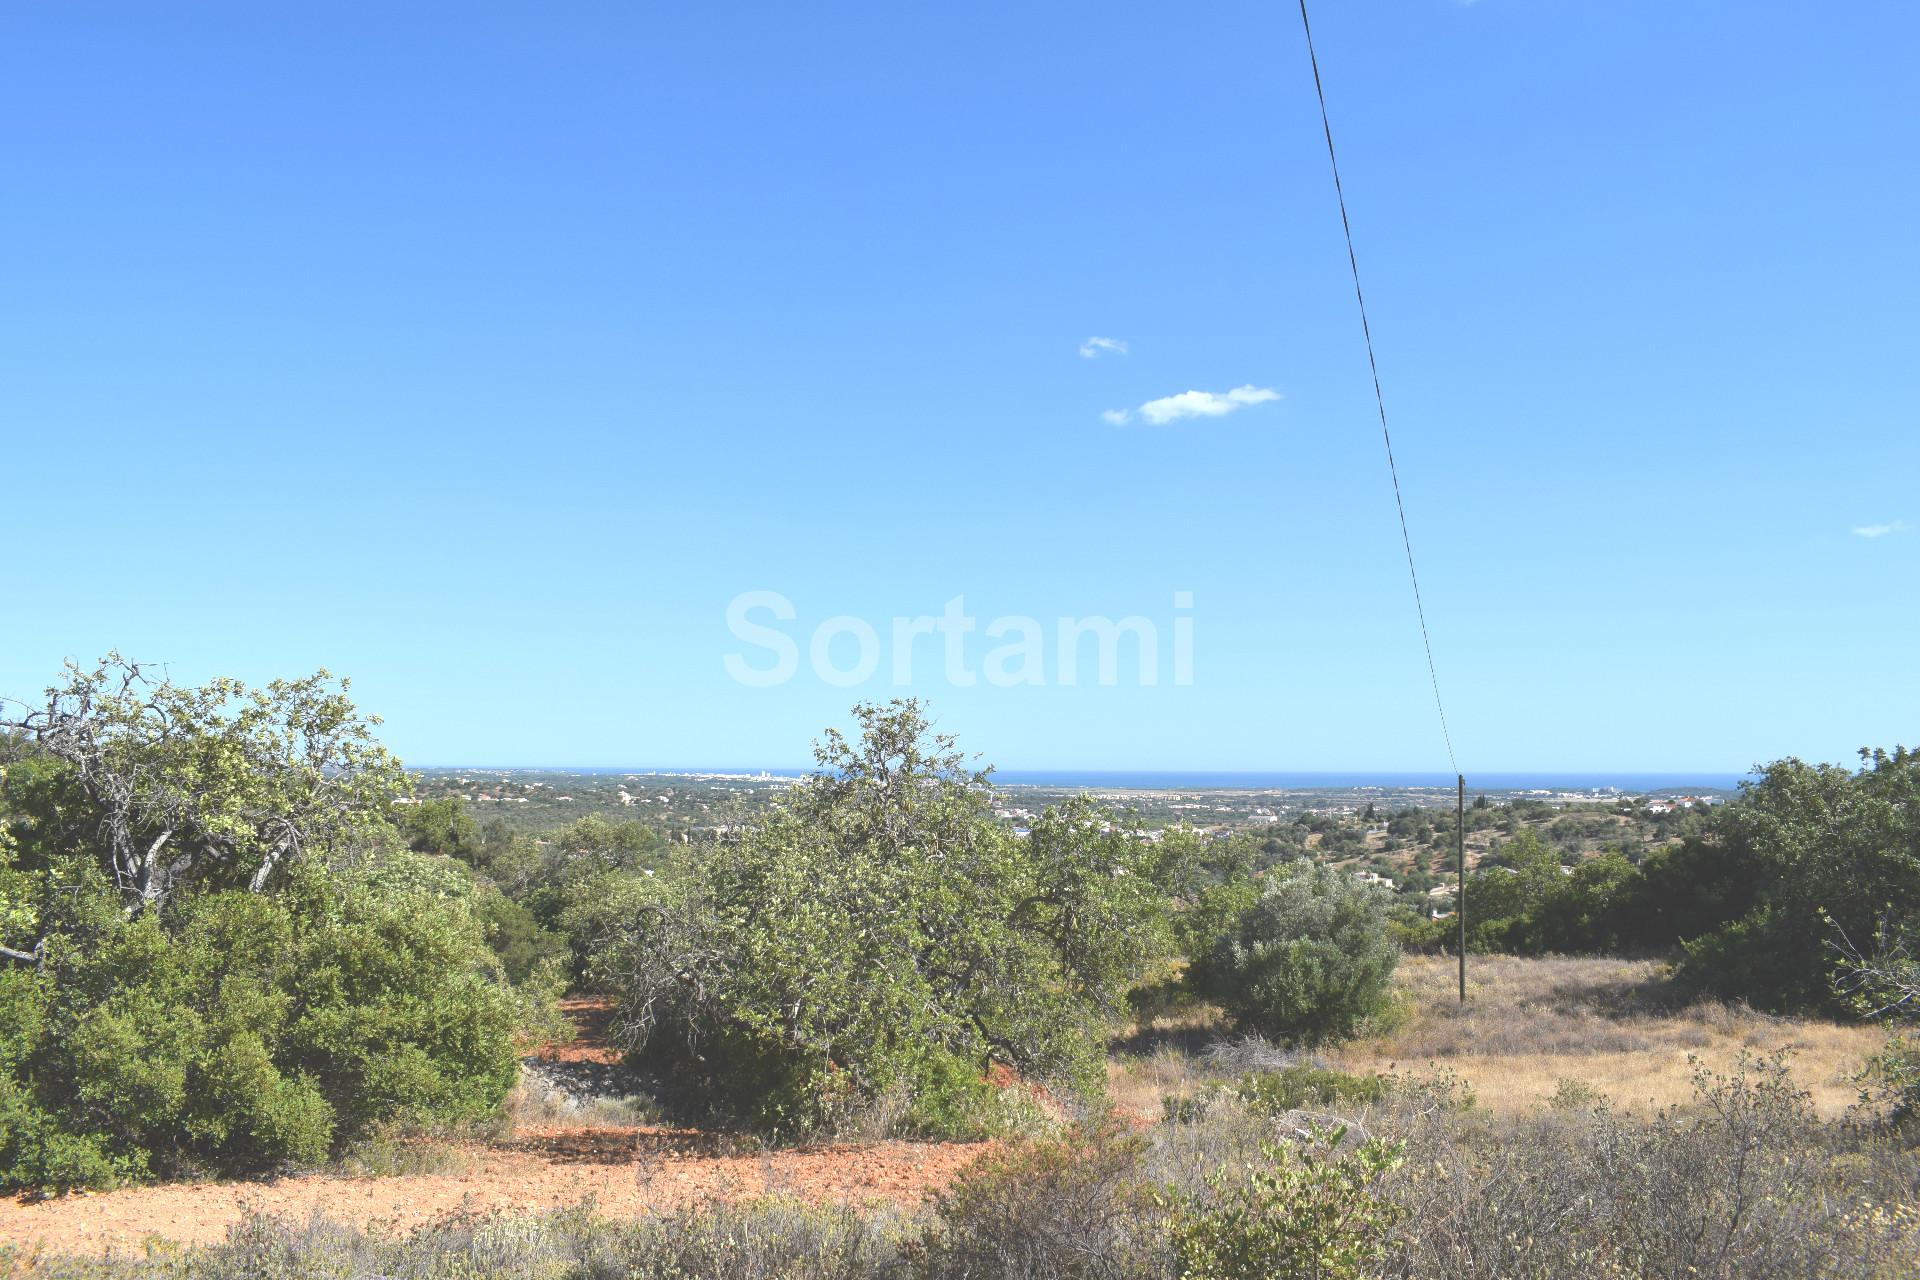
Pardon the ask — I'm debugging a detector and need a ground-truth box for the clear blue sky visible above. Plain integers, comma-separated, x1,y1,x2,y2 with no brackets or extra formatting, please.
3,2,1914,773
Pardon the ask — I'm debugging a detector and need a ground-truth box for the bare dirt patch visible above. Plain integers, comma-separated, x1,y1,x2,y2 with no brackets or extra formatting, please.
0,999,985,1258
534,996,623,1066
0,1130,981,1257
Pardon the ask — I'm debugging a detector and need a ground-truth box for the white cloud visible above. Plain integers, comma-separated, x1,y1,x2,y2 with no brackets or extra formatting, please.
1129,384,1281,425
1079,336,1128,359
1853,519,1912,539
1100,409,1131,425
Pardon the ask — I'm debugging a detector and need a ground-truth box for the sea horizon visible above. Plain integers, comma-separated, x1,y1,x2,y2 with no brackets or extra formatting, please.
409,765,1752,792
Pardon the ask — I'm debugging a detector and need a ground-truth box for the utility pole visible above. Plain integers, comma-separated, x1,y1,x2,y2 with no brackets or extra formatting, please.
1456,774,1467,1004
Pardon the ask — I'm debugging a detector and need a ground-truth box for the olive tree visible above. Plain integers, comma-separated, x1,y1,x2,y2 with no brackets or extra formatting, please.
1,655,405,960
0,659,528,1190
1196,861,1398,1046
592,699,1168,1135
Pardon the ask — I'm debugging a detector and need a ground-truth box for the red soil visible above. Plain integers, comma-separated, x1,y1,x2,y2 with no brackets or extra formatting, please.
0,1002,986,1259
533,996,625,1066
0,1130,981,1257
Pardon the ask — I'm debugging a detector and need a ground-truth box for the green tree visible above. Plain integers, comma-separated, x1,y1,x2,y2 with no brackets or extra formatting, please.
1,655,405,948
396,796,481,863
0,661,529,1190
1678,748,1920,1012
593,700,1167,1135
1465,829,1566,952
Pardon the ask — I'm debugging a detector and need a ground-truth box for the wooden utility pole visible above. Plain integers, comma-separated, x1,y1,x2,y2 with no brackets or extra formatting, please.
1456,774,1467,1004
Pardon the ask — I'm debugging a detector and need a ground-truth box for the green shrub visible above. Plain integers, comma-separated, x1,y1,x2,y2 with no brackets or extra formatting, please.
888,1048,1044,1140
1195,863,1398,1046
474,888,569,986
1159,1128,1405,1280
1236,1065,1388,1116
1672,750,1920,1013
1166,1127,1405,1280
0,857,523,1192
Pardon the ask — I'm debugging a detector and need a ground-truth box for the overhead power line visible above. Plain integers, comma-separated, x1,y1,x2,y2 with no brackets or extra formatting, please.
1294,0,1458,777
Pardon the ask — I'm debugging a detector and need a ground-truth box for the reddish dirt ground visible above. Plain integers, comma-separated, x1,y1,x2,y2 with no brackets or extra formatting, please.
0,1001,986,1258
535,995,626,1065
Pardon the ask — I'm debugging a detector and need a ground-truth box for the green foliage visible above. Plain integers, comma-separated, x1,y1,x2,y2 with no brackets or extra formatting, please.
1235,1065,1388,1116
2,656,408,919
1676,748,1920,1013
1460,828,1566,951
594,700,1169,1135
1195,863,1398,1046
0,855,522,1193
1857,1032,1920,1126
0,662,551,1193
1160,828,1261,972
1166,1127,1405,1280
395,796,481,863
1400,750,1916,1017
473,888,568,986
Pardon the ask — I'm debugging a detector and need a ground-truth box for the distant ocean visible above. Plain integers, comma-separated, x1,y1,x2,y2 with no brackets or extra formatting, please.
988,770,1750,792
493,766,1751,793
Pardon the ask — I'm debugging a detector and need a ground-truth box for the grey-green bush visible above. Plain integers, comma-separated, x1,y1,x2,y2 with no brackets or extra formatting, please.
1193,862,1397,1046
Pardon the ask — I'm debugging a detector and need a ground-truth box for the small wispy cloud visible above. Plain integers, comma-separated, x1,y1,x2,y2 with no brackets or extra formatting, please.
1853,519,1912,539
1106,384,1280,426
1079,336,1128,359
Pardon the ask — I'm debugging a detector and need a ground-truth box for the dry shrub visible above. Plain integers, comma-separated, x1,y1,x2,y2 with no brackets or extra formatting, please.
920,1113,1161,1280
1383,1054,1920,1279
23,1200,910,1280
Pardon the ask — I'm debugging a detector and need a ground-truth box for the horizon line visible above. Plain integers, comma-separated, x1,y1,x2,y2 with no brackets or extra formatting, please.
403,763,1757,781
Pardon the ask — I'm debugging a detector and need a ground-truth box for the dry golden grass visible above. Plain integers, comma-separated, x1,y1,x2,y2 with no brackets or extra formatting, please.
1106,1043,1203,1121
1331,954,1884,1117
1105,954,1886,1121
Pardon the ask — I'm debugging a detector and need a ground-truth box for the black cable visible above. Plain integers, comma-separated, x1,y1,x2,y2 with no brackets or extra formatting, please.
1296,0,1459,775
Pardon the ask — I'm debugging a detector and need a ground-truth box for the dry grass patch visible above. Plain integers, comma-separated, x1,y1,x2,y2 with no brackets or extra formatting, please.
1106,1003,1230,1122
1332,954,1883,1117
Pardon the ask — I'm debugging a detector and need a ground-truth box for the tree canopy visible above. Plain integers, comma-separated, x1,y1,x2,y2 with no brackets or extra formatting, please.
593,699,1169,1135
1,655,405,949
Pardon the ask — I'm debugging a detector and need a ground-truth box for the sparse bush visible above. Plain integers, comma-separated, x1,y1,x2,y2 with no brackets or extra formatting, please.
1167,1127,1404,1280
1196,1034,1303,1076
1163,1066,1388,1128
1235,1066,1388,1117
923,1113,1161,1280
18,1200,908,1280
17,1060,1920,1279
1385,1052,1920,1279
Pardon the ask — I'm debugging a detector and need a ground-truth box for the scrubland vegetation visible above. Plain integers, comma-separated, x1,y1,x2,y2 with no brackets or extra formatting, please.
13,1056,1919,1278
4,657,1920,1276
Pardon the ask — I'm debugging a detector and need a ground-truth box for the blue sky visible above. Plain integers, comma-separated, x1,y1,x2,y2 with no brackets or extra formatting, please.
3,2,1914,773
